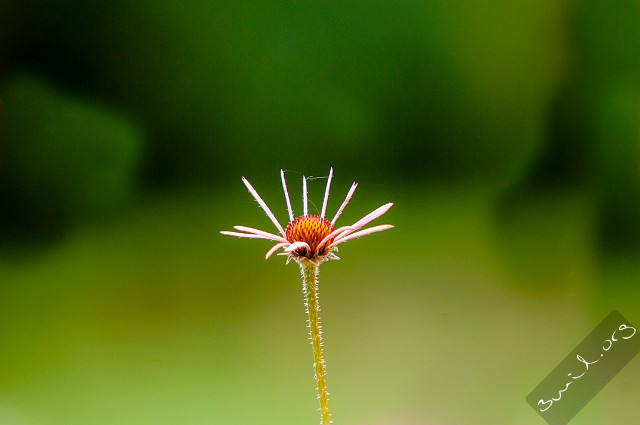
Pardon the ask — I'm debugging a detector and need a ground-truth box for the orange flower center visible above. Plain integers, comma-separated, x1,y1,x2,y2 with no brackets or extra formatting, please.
285,215,335,260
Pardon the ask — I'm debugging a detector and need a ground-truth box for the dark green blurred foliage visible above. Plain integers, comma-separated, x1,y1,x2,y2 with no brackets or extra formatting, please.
0,75,143,240
498,0,640,264
381,1,564,185
0,0,639,251
573,0,640,76
572,0,640,251
2,0,566,185
592,81,640,251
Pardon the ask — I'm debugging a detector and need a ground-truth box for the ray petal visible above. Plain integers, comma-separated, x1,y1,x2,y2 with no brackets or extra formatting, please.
321,167,333,219
316,225,355,251
220,230,283,241
349,202,393,230
265,242,290,259
281,170,294,223
303,175,308,216
242,176,286,236
233,226,289,243
331,182,358,225
285,241,311,252
329,224,394,248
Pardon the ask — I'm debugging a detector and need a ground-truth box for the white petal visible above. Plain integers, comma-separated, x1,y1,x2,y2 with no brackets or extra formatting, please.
321,167,333,219
265,242,290,259
285,241,310,252
316,225,355,251
233,226,289,243
329,224,394,248
302,175,308,216
349,203,393,230
220,230,283,241
280,170,294,223
242,176,286,236
331,182,358,225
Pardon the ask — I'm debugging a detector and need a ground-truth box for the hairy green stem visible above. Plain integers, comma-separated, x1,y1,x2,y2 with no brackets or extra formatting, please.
300,260,331,425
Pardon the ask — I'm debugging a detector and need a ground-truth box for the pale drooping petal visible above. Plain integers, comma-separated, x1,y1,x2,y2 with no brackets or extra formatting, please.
220,231,284,242
233,226,289,243
265,242,290,259
303,175,308,216
285,241,311,253
348,203,394,231
316,225,356,252
321,167,333,219
330,224,394,248
331,182,358,225
242,176,286,237
281,170,294,223
326,203,394,244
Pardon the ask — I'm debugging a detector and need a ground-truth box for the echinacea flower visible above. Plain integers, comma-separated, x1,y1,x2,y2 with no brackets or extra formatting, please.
220,168,393,425
220,168,393,263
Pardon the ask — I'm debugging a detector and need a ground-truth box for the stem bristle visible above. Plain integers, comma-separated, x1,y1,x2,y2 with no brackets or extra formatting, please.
300,260,332,425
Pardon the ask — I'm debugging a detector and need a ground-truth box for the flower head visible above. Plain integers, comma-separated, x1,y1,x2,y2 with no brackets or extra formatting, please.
221,168,393,263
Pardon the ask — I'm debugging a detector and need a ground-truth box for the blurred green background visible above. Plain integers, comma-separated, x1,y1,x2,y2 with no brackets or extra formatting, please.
1,0,639,424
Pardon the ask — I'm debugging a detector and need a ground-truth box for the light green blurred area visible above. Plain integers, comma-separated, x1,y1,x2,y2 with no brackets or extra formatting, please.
1,186,638,425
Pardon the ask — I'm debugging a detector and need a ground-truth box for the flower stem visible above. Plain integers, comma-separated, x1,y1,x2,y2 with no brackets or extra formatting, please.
300,260,331,425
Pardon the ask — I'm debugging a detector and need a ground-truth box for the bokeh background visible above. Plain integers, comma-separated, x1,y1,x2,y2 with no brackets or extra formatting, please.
1,0,639,424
